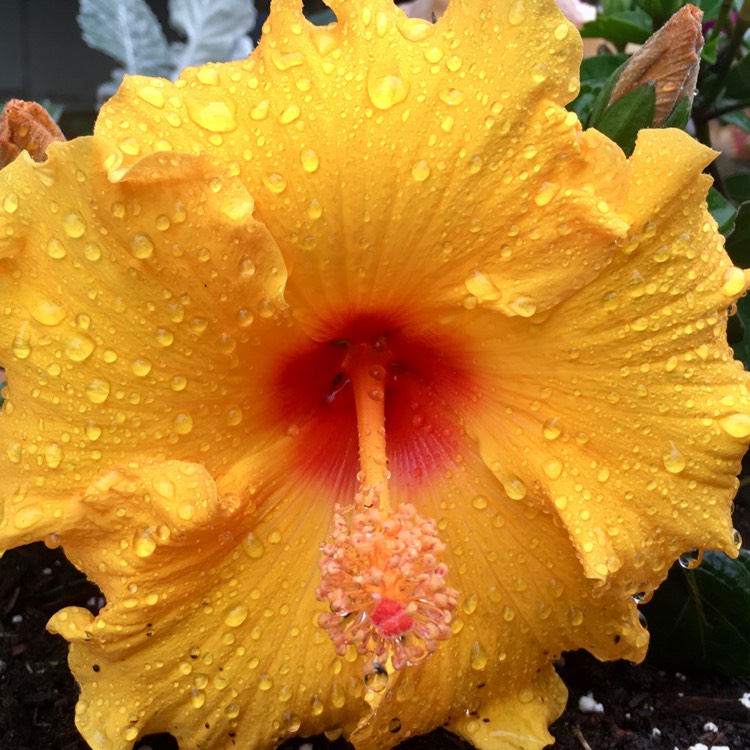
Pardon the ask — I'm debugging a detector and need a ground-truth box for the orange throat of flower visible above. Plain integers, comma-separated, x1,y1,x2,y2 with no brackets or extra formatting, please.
315,339,458,672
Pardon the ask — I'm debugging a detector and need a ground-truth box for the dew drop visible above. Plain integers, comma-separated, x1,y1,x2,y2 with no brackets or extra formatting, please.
531,64,549,83
190,689,206,709
301,148,320,173
508,0,526,24
307,198,323,219
262,173,287,193
471,495,488,510
364,662,389,693
554,22,569,39
46,237,66,259
438,87,465,106
62,211,86,238
470,641,488,671
719,413,750,438
367,74,410,110
85,377,111,403
3,193,19,213
678,548,703,569
508,295,536,317
185,96,237,132
85,420,102,441
44,443,63,469
720,267,746,297
65,334,95,362
170,375,188,392
662,442,686,474
12,322,32,359
172,412,194,435
542,417,561,440
568,607,584,627
224,605,249,628
279,104,301,124
133,528,157,558
389,718,402,733
535,182,559,206
121,727,139,742
129,233,154,259
411,160,430,181
243,532,265,559
501,475,527,500
137,86,165,108
131,357,152,377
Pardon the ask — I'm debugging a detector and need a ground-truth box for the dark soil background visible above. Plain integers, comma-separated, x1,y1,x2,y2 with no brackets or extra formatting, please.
1,489,749,750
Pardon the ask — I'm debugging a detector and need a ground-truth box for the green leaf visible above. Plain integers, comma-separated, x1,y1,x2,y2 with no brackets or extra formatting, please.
580,10,653,47
726,200,750,266
168,0,257,71
725,54,750,100
568,54,628,121
78,0,171,76
721,109,750,132
696,0,723,22
635,0,680,24
726,176,750,206
702,34,718,65
592,82,656,156
731,295,750,366
602,0,636,14
660,95,692,130
644,549,750,677
707,186,737,235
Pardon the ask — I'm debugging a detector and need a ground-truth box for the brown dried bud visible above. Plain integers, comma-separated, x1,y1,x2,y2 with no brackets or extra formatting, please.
609,4,703,127
0,99,65,169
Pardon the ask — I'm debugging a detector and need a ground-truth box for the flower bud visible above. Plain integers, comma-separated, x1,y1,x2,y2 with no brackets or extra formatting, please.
0,99,65,169
609,4,703,127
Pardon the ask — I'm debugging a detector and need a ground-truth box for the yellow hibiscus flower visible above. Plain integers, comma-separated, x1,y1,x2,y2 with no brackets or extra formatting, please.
1,0,749,748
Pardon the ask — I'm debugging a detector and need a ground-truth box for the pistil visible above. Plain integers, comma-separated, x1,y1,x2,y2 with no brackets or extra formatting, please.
316,337,458,671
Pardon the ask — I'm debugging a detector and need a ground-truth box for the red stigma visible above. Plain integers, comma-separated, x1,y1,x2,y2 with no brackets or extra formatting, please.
371,599,414,637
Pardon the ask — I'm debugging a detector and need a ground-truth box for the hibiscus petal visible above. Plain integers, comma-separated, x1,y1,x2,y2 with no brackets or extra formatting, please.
461,129,749,587
94,0,629,337
0,137,293,546
48,457,369,749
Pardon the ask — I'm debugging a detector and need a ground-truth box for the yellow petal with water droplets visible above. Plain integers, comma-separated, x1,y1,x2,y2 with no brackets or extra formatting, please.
48,459,367,749
94,0,634,337
460,128,749,589
0,137,297,547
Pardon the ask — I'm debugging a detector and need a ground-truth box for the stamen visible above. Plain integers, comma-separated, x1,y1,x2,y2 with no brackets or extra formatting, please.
316,503,458,669
316,338,458,670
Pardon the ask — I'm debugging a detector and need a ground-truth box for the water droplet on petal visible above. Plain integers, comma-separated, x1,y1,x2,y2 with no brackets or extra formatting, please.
136,86,165,108
65,333,95,362
367,74,410,110
130,233,154,259
172,412,194,435
85,378,111,403
411,160,430,181
62,211,86,238
678,548,703,569
508,0,526,25
662,442,686,474
262,173,287,194
46,238,66,259
224,605,249,628
719,413,750,438
185,96,237,132
133,528,157,558
3,193,19,213
12,322,32,359
301,148,320,173
720,267,746,297
470,641,488,670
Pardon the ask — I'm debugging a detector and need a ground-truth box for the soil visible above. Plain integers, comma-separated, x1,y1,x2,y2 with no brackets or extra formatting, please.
1,492,749,750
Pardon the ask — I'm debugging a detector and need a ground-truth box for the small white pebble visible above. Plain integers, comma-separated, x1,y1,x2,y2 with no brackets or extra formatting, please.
11,615,22,625
703,722,718,733
740,692,750,709
687,744,708,750
578,692,604,714
299,745,313,750
676,672,687,681
652,727,662,737
41,567,52,575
